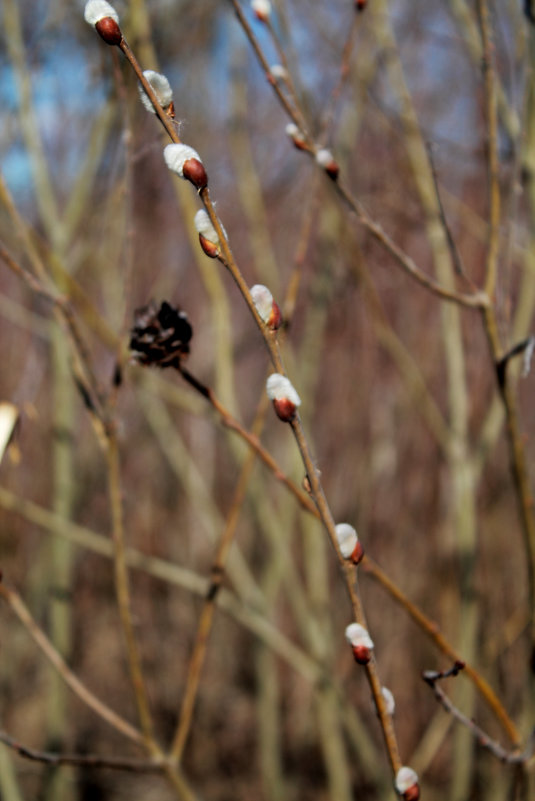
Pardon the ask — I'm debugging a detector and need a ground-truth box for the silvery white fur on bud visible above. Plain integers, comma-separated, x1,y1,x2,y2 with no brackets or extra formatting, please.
315,148,335,168
395,767,419,798
266,374,300,406
270,65,288,81
84,0,119,24
164,144,202,177
194,210,219,245
139,70,173,114
381,687,395,716
251,285,274,323
251,0,272,19
335,523,359,559
345,623,374,650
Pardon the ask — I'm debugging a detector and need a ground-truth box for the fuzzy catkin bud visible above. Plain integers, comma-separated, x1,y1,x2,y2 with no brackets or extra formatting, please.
335,523,363,564
395,767,420,800
270,65,288,81
139,70,173,114
84,1,122,44
266,374,301,421
316,148,340,180
84,0,119,24
345,622,374,664
250,285,281,330
164,144,207,190
381,687,395,716
194,209,221,258
251,0,271,21
286,123,307,151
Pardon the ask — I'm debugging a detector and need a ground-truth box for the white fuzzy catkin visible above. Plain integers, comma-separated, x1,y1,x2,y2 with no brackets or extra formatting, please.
395,767,419,794
270,64,288,80
250,285,274,323
335,523,359,559
285,123,301,139
251,0,272,18
194,210,219,244
164,144,202,177
139,70,173,114
84,0,119,25
381,687,395,716
315,148,335,167
344,623,374,650
266,374,301,406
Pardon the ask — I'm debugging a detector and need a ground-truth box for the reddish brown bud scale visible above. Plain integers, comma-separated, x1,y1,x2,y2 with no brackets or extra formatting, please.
292,137,308,152
350,540,364,566
182,158,208,190
402,785,420,801
268,301,282,330
273,398,297,422
324,160,340,180
351,644,371,665
95,17,122,45
355,0,367,11
198,233,220,259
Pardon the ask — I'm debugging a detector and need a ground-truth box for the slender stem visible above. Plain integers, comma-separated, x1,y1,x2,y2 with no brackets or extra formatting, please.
170,400,269,762
0,584,145,746
105,430,157,751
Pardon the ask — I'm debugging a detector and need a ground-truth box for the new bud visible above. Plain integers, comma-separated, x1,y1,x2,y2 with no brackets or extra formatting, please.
345,623,374,665
355,0,368,11
316,148,340,180
266,374,301,422
164,144,208,190
286,123,307,151
381,687,395,717
251,0,271,22
139,70,173,115
250,285,282,330
84,1,122,44
194,209,221,258
395,767,420,801
335,523,364,565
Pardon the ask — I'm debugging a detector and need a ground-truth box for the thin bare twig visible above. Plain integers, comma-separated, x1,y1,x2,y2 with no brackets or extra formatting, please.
422,664,532,764
0,731,164,773
0,583,145,746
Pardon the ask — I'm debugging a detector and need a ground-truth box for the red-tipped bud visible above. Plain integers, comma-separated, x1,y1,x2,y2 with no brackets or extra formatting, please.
164,144,208,190
266,374,301,422
286,123,308,151
84,2,122,44
355,0,367,11
194,210,223,258
183,158,208,190
95,16,122,44
250,285,282,330
395,767,420,800
345,623,374,665
335,523,364,565
251,0,271,22
316,148,340,180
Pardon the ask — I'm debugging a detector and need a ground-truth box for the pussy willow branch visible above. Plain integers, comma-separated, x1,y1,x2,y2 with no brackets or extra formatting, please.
112,24,403,777
227,0,487,311
176,364,518,746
